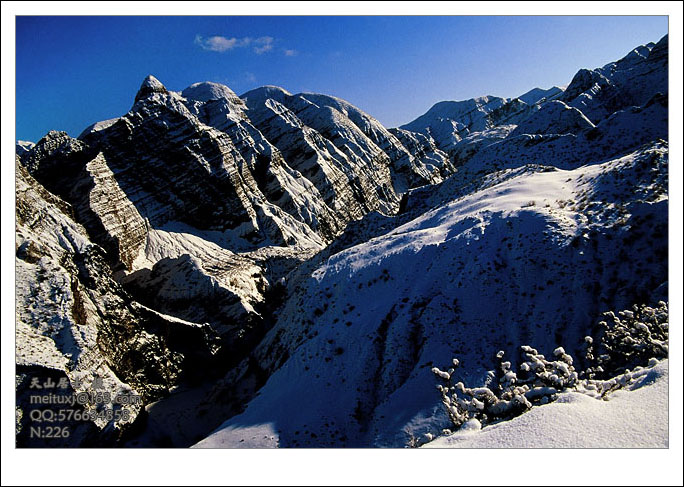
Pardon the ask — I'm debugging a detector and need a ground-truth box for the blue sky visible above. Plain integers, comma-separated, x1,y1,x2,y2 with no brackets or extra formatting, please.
15,15,668,142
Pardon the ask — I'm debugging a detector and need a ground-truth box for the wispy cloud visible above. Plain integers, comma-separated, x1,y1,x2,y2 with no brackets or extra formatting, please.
283,48,298,57
195,34,274,55
253,36,274,54
195,35,242,52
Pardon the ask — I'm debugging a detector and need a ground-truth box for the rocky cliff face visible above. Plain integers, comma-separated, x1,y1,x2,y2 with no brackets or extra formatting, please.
15,161,221,446
20,73,464,351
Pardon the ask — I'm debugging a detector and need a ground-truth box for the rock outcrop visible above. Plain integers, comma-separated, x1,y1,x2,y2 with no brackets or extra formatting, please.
15,160,221,446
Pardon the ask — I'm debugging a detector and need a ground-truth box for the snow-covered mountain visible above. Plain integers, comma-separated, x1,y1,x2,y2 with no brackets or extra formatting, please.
16,34,668,448
195,35,669,448
15,70,456,446
400,95,534,156
15,140,35,158
400,34,667,170
559,35,667,123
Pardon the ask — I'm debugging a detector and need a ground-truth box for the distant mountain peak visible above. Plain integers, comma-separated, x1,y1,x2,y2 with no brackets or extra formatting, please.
241,85,293,105
182,81,240,103
517,86,565,105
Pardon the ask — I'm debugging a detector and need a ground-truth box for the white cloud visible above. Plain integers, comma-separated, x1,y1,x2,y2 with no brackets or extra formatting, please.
195,34,274,54
195,35,239,52
253,36,274,54
283,49,298,57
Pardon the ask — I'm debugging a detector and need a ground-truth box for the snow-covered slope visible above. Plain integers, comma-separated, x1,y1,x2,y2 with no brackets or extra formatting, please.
509,100,595,137
182,80,244,105
196,140,668,448
424,359,668,448
441,92,667,193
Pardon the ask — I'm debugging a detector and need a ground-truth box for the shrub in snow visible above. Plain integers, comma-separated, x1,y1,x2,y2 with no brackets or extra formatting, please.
433,346,578,430
583,302,668,380
433,301,668,433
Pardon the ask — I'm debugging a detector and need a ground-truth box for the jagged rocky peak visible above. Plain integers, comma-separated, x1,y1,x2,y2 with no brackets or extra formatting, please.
45,73,337,258
399,95,530,157
241,84,408,215
559,34,668,124
134,74,169,102
646,33,667,63
22,130,91,175
22,131,91,182
299,91,381,127
560,68,611,105
618,44,654,67
181,80,249,124
35,129,71,146
402,95,510,134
